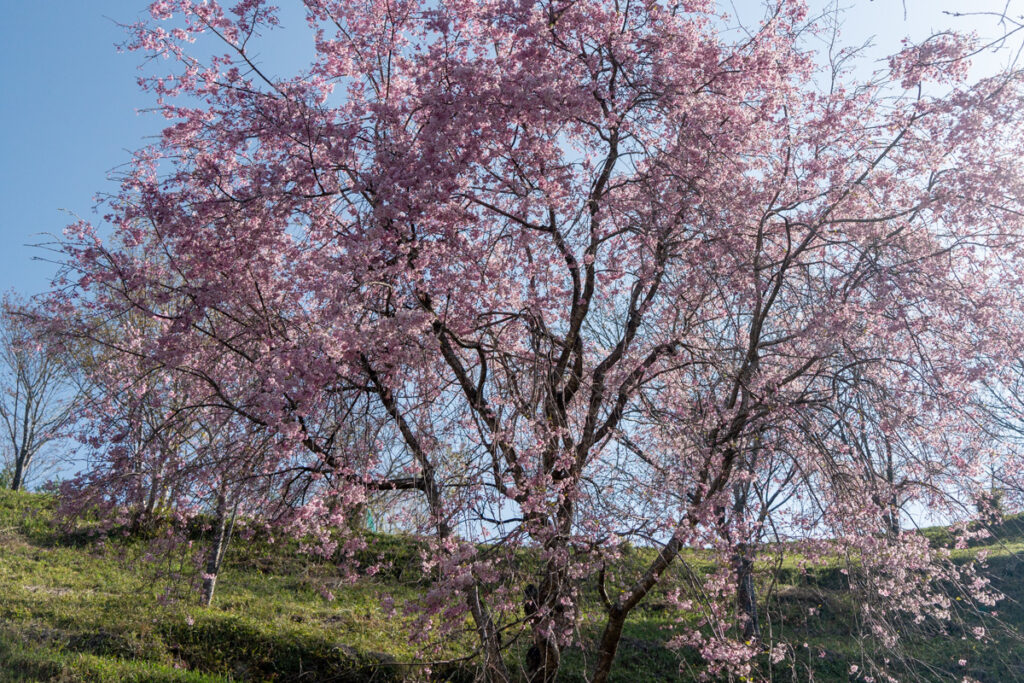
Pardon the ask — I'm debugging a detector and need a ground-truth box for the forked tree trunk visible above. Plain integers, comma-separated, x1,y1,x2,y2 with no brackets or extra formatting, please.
590,534,687,683
201,493,235,607
591,542,761,683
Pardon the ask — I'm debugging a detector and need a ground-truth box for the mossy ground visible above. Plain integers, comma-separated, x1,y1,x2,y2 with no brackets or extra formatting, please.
1,489,1022,681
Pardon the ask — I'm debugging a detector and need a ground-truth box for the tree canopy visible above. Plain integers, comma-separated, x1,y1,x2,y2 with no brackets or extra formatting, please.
49,1,1024,680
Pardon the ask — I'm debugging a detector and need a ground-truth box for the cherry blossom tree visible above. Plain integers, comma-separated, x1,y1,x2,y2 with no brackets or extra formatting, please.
55,301,385,605
51,0,1024,679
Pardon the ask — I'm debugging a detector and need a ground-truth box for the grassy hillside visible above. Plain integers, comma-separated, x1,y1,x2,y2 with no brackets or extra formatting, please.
1,489,1023,682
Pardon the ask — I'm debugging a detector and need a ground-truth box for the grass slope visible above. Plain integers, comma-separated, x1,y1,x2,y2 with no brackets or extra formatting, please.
1,489,1022,682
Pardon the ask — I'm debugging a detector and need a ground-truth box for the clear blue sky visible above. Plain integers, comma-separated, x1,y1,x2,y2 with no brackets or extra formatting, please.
0,1,1017,299
1,2,155,297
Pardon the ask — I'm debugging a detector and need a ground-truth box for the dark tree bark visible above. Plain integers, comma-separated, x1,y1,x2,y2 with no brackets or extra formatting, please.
733,545,761,643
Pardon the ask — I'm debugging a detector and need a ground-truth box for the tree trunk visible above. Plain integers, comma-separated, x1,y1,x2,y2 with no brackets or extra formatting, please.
466,584,510,682
527,627,560,683
525,564,567,683
346,501,369,532
10,453,25,491
201,493,234,607
144,473,161,520
886,495,901,536
590,533,687,683
591,608,626,683
733,546,760,643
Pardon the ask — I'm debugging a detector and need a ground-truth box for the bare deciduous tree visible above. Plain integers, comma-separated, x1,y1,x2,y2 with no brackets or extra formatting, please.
0,297,77,491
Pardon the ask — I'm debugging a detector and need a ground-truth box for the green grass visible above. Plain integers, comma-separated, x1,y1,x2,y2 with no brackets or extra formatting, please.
1,489,1023,681
0,491,434,682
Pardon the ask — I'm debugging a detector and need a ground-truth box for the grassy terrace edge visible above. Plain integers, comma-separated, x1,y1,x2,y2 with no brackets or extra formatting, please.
2,489,1023,681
